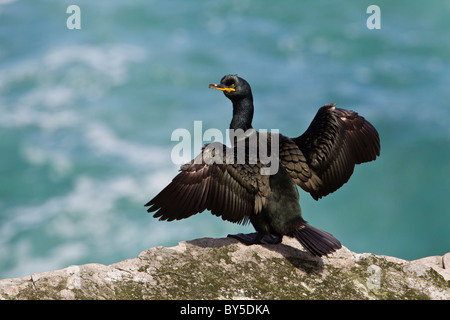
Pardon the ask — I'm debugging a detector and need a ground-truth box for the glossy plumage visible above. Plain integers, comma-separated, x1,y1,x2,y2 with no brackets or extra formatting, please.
146,75,380,256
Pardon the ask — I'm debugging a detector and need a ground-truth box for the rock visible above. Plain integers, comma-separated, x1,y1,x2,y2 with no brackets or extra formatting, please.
0,236,449,300
443,252,450,270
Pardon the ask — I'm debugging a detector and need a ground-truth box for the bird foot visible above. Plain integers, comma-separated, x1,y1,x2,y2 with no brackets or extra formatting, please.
228,232,282,245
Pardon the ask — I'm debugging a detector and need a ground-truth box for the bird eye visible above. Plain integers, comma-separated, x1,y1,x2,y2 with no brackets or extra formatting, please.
224,79,234,87
224,79,235,87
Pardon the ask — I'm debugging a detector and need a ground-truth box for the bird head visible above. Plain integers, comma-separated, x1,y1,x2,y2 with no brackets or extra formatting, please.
209,74,252,101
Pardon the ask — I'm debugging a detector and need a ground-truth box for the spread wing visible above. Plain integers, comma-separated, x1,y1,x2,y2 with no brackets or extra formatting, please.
145,142,271,224
291,104,380,200
278,134,323,196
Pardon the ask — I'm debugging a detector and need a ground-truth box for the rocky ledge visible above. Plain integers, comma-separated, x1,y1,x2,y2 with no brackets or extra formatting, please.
0,237,449,300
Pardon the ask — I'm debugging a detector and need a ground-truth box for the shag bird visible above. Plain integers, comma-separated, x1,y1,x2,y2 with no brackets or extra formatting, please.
145,75,380,257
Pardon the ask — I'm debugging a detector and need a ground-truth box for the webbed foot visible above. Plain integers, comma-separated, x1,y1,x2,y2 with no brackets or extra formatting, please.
228,232,282,245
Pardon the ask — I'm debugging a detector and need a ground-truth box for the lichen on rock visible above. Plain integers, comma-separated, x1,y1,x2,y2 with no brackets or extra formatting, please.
0,237,448,300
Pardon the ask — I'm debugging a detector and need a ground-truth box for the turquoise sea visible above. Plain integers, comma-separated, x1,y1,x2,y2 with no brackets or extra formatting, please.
1,0,449,279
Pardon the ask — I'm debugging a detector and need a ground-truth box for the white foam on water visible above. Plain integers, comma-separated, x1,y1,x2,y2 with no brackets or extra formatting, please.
21,144,73,177
43,44,147,85
18,85,77,110
0,166,180,278
0,43,146,134
0,165,176,238
0,42,147,99
0,104,81,131
2,240,87,280
84,122,172,167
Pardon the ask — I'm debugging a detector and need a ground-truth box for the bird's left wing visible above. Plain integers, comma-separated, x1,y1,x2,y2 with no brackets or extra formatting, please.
292,104,380,200
278,134,323,196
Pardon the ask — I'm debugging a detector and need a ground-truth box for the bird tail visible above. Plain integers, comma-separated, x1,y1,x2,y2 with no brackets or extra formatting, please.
293,224,342,257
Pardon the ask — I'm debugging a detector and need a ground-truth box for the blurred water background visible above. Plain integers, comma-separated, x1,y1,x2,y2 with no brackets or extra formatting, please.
1,0,449,279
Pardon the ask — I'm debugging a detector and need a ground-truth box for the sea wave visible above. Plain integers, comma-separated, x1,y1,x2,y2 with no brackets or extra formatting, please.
0,169,178,278
84,122,170,168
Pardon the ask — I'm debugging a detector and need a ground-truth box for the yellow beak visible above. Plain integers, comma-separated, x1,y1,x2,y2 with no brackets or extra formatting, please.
209,83,236,93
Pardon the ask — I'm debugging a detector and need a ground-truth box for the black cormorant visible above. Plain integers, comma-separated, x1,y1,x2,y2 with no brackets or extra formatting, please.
145,75,380,257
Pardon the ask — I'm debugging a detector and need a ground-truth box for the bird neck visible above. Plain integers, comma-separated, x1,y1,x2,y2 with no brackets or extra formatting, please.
230,95,254,132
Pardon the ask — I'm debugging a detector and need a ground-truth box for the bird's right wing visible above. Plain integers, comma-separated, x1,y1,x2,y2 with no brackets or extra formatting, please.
145,142,270,225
